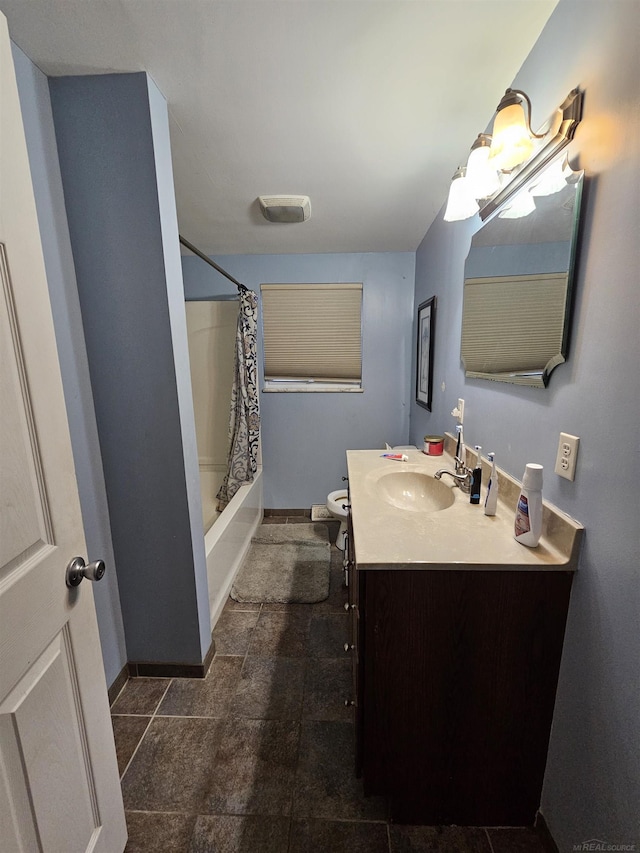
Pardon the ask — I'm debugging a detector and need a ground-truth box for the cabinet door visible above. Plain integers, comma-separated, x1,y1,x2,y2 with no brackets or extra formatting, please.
346,513,364,775
363,568,572,825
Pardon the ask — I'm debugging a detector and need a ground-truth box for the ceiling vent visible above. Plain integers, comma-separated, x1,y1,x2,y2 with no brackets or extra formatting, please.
258,195,311,223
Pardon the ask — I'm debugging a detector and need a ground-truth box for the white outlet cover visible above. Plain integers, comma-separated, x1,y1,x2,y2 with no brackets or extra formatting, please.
555,432,580,480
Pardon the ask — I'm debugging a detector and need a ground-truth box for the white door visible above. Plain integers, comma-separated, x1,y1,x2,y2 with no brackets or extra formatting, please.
0,14,127,853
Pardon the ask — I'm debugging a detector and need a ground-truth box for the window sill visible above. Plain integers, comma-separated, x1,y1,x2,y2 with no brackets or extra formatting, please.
262,382,363,393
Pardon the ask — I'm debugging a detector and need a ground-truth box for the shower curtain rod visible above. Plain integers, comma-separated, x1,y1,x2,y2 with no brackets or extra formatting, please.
179,235,247,292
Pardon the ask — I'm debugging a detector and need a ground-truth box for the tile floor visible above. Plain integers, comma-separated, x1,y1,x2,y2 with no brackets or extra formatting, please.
111,519,549,853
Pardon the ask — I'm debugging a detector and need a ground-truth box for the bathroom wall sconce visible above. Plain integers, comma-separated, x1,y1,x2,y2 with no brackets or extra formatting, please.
466,133,503,199
443,167,479,222
488,89,545,172
497,187,537,219
444,86,583,222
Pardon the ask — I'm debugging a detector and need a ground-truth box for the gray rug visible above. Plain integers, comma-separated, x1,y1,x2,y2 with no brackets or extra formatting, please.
231,523,331,604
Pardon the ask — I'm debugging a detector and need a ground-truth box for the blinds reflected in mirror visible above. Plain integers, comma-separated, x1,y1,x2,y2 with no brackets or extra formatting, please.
461,273,567,388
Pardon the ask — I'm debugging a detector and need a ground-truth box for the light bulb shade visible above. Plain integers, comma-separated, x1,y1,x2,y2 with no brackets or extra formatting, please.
489,101,535,171
498,189,536,219
443,168,479,222
466,144,502,199
529,157,571,196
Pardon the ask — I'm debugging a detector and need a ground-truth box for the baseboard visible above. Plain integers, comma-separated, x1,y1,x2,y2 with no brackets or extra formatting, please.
124,634,216,680
535,811,559,853
107,663,129,705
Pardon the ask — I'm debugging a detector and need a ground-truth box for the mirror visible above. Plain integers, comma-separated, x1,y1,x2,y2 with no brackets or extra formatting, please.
460,165,583,387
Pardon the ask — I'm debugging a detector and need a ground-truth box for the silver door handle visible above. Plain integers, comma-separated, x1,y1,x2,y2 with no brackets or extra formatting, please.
66,556,106,588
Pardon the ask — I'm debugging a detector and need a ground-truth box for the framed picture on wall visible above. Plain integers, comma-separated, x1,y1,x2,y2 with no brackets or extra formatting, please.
416,296,436,411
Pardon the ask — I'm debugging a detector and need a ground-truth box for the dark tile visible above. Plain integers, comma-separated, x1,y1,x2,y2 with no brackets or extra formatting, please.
248,610,311,656
111,678,171,715
303,658,352,721
189,814,290,852
203,718,300,816
121,717,225,812
308,613,349,658
158,656,244,717
124,811,196,852
262,515,286,524
389,825,491,853
212,610,259,655
285,515,314,523
111,715,151,775
293,720,387,821
486,827,547,853
230,656,305,720
289,819,389,853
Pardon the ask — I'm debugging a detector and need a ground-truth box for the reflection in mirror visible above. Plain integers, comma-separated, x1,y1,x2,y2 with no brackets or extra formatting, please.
461,164,583,388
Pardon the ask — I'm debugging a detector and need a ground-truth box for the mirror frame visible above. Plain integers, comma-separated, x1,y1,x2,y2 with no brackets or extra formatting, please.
479,88,583,222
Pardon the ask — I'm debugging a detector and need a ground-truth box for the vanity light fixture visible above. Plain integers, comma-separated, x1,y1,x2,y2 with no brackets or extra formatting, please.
488,89,545,172
497,187,536,219
443,167,479,222
529,155,572,196
443,87,582,223
465,133,503,200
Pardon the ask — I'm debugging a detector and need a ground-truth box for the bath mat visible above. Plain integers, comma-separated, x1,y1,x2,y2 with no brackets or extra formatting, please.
231,523,331,603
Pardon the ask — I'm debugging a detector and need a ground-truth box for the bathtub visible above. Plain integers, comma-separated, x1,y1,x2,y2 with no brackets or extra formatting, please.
201,466,263,630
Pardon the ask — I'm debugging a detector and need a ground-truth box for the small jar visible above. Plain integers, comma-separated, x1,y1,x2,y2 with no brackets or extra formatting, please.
423,435,444,456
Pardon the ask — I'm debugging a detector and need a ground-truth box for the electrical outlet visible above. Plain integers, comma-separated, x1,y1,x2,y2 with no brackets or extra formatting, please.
450,397,465,423
555,432,580,480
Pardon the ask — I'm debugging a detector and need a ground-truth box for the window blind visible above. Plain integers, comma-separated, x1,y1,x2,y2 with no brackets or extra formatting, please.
461,273,567,374
261,283,362,384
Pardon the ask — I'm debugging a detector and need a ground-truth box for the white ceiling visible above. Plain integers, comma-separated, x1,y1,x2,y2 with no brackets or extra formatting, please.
2,1,558,255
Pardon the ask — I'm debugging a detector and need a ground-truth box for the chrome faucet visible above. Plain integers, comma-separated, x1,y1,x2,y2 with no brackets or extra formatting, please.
434,456,473,494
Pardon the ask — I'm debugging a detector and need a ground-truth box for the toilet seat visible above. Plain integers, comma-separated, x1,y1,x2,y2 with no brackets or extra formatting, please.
327,489,349,517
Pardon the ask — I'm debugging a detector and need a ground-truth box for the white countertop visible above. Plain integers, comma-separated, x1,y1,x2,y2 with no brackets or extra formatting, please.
346,449,583,571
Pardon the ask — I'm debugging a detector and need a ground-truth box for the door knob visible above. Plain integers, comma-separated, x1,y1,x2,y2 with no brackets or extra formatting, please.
66,556,106,588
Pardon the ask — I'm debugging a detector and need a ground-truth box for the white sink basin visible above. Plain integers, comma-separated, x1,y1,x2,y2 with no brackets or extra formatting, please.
376,471,455,513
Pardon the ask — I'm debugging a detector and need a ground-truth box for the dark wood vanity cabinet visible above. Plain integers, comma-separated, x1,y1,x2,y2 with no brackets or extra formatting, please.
346,517,573,826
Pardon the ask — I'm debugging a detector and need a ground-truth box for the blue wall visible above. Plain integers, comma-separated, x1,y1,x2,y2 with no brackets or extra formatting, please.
49,73,210,665
410,1,639,845
183,252,415,507
11,44,128,687
466,241,570,278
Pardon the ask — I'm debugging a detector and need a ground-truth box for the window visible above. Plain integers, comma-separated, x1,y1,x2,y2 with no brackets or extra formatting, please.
261,283,363,392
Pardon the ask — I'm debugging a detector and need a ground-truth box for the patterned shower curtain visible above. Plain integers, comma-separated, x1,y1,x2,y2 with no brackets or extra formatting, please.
216,288,260,510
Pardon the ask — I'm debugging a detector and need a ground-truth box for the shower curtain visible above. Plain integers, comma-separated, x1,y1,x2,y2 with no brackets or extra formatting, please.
216,288,260,510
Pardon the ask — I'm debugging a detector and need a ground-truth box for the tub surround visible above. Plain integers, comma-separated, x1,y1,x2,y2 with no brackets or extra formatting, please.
347,440,583,571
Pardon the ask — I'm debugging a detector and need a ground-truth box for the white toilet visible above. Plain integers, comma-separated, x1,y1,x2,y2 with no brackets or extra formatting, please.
327,447,417,551
326,489,349,551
